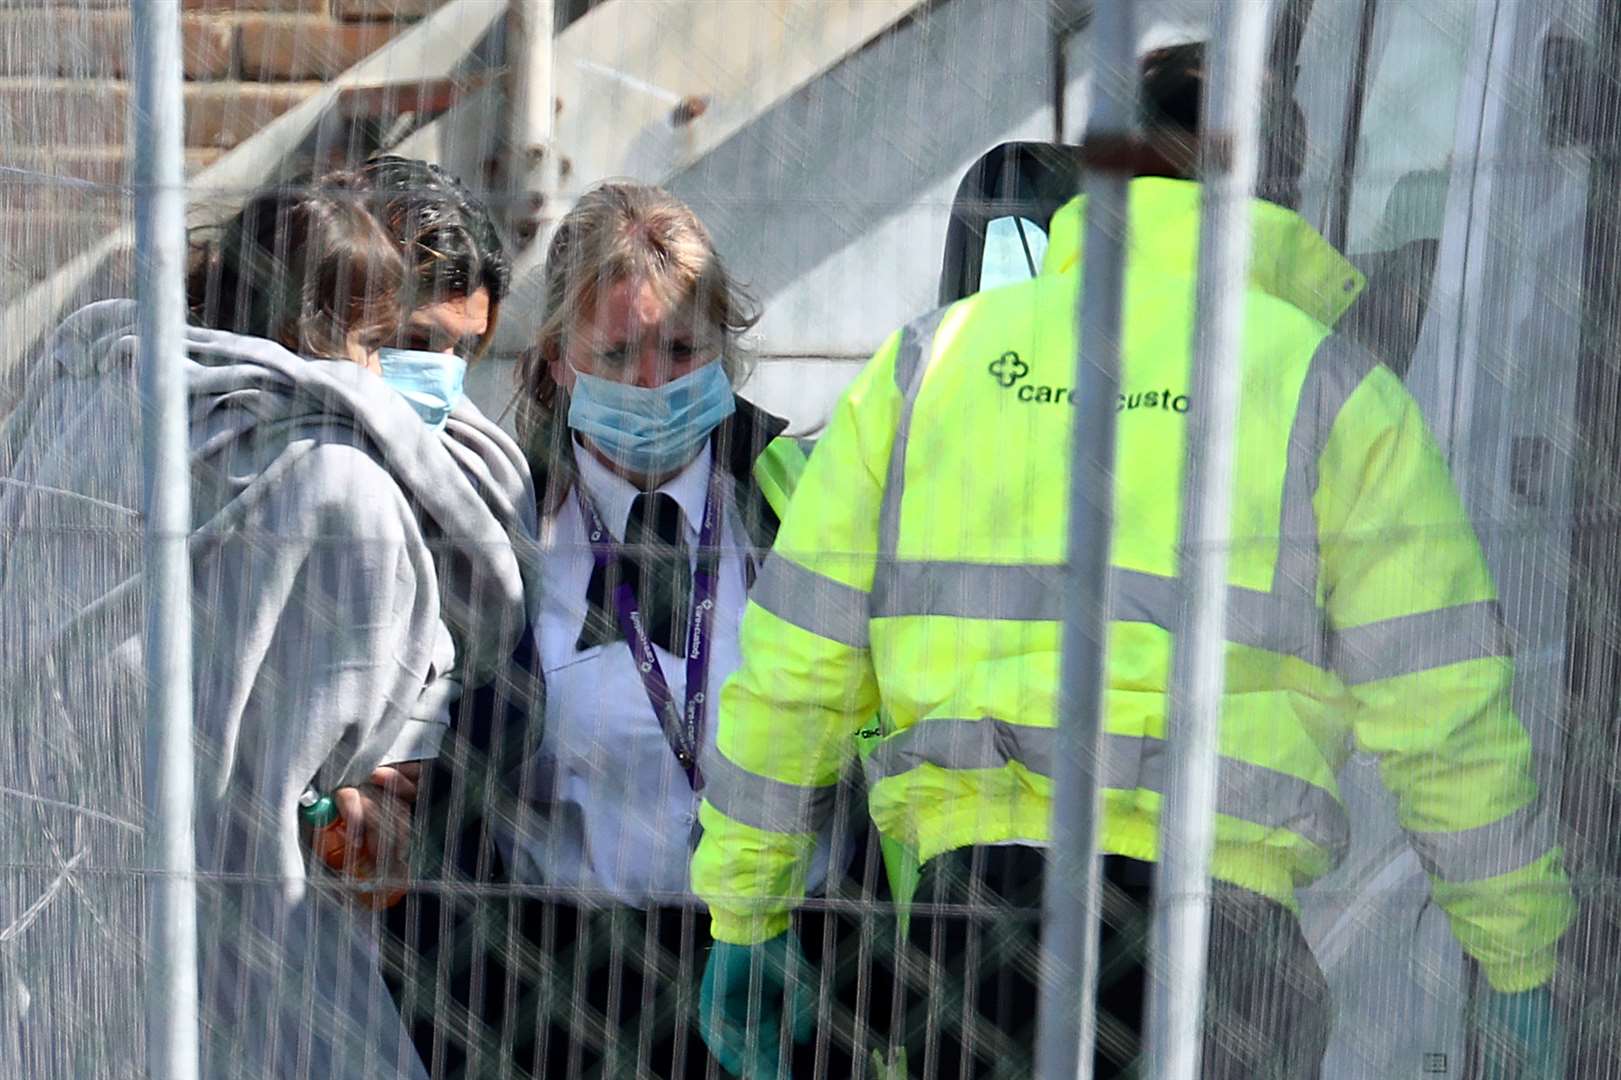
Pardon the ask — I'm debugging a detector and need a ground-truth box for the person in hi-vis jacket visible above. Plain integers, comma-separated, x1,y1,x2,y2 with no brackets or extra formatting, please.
689,43,1574,1080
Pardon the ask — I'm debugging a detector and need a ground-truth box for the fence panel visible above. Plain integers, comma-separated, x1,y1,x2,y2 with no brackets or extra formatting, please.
3,1,1620,1078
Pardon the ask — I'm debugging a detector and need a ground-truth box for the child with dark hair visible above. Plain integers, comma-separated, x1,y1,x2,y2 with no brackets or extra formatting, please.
0,167,538,1080
186,170,410,359
356,154,514,359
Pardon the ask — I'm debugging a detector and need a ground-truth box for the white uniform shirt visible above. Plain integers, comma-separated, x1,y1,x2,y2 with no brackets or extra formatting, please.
505,440,838,906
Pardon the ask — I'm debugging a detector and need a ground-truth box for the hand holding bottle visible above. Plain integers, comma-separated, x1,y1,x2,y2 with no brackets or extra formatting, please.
300,762,421,909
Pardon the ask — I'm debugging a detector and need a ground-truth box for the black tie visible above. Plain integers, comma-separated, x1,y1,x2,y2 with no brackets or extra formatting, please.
577,491,693,655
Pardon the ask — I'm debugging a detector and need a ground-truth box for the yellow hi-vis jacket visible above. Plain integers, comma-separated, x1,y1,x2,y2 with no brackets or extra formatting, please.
692,178,1574,992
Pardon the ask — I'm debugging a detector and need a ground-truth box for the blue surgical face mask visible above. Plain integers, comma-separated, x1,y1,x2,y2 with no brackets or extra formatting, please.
377,348,467,431
566,360,735,477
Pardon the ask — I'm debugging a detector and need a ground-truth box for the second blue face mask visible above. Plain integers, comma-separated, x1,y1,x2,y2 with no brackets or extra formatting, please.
567,360,736,478
377,348,467,431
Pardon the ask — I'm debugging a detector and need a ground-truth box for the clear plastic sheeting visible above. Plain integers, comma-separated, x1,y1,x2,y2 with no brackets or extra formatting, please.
2,0,1620,1078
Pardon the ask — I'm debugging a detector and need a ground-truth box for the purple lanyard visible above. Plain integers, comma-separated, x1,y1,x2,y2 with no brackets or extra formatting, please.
576,464,726,790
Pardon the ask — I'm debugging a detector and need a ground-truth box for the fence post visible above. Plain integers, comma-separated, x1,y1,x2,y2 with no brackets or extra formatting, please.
506,0,557,274
1036,2,1136,1077
1142,4,1269,1079
132,0,201,1076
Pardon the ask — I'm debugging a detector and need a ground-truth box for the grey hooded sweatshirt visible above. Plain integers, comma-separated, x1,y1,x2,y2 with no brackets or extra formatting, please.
0,300,539,1079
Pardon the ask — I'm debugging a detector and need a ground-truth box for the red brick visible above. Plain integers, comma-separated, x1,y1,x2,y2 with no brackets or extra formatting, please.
332,0,440,23
187,146,227,173
0,209,126,291
237,16,397,81
0,12,125,77
0,14,84,77
0,0,129,10
4,146,223,184
0,161,232,236
0,178,125,224
182,0,323,13
0,79,126,146
183,17,237,79
1,150,121,192
0,14,232,79
182,83,314,149
12,152,227,227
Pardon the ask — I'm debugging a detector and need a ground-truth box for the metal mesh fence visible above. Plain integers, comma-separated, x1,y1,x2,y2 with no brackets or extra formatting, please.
4,0,1621,1077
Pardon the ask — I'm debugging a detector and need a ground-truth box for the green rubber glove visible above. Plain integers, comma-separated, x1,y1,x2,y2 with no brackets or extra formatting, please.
699,931,817,1079
1475,986,1563,1080
870,1047,910,1079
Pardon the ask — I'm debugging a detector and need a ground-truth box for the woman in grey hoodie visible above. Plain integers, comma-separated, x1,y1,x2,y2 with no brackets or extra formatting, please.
0,169,538,1079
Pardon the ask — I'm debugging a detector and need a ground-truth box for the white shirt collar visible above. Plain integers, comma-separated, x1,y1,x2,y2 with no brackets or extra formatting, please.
572,438,713,544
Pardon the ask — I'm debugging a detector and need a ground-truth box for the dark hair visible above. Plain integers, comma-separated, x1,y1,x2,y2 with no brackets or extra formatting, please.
1142,43,1206,135
1140,42,1307,209
186,172,407,359
354,155,512,355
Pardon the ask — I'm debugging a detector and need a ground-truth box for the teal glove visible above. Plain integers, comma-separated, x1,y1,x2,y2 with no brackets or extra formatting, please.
1475,986,1563,1080
699,931,817,1079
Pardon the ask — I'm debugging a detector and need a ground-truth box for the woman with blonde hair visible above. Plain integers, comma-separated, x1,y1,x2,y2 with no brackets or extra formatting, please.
470,181,849,1077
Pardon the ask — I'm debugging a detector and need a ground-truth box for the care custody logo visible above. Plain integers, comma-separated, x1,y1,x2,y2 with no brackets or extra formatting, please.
989,351,1029,387
988,349,1190,413
988,349,1072,404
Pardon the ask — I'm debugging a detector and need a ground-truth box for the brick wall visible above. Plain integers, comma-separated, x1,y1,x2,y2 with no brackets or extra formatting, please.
0,0,445,290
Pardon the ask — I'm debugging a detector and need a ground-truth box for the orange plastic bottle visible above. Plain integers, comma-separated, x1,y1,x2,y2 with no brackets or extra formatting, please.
298,787,406,910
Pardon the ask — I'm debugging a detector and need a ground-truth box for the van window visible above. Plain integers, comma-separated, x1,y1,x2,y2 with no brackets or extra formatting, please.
1292,0,1481,376
1343,2,1478,255
980,216,1049,290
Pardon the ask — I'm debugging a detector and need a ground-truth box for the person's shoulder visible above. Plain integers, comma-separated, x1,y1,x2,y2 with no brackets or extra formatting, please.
945,274,1074,345
269,437,410,529
1241,281,1342,341
1303,332,1400,399
919,276,1069,366
1296,332,1422,443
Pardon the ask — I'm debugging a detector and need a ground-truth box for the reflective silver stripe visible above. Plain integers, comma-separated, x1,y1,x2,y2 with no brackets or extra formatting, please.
863,718,1349,858
1274,334,1380,601
867,561,1327,663
863,715,1055,779
1405,801,1556,884
751,553,871,648
1164,749,1349,860
875,306,951,599
891,305,949,396
701,744,841,835
1112,567,1326,663
874,561,1061,622
1330,600,1510,686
